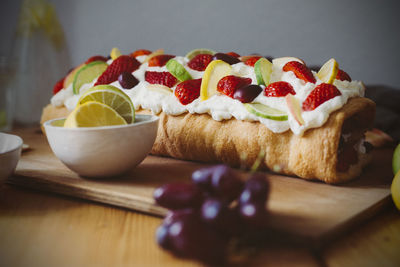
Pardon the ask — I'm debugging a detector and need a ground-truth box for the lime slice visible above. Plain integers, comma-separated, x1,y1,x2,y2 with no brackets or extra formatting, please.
391,170,400,210
317,58,339,84
64,101,127,128
64,63,85,88
146,84,173,95
72,61,108,95
110,47,122,60
393,143,400,175
244,103,288,121
166,59,192,82
185,48,216,60
79,85,135,123
144,49,164,63
200,60,232,101
254,58,273,86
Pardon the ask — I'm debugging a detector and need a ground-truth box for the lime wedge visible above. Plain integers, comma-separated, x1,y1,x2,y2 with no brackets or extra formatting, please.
110,47,122,60
185,48,216,60
200,60,232,101
317,58,339,84
64,101,127,128
391,170,400,210
64,63,85,88
72,61,108,95
78,85,135,123
393,143,400,175
166,59,192,82
254,58,273,86
244,103,288,121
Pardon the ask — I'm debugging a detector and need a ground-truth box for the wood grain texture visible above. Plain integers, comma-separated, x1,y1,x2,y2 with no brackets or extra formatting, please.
7,127,394,247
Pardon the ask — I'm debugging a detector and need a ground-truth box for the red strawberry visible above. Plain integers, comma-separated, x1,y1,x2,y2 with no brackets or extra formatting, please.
226,52,240,58
131,49,151,57
95,55,140,86
283,61,316,83
148,54,175,67
85,55,108,64
53,77,65,95
336,69,352,82
175,78,202,105
244,56,262,67
188,54,213,71
217,75,252,98
264,81,296,97
145,71,177,88
302,83,341,111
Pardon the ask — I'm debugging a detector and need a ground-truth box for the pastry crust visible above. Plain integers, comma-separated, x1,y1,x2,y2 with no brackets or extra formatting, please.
41,97,375,184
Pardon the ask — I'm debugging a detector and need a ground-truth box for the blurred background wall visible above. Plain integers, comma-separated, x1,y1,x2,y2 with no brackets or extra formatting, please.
1,0,399,88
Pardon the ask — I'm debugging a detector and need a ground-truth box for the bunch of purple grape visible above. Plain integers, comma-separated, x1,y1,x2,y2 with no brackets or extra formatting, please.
153,164,270,265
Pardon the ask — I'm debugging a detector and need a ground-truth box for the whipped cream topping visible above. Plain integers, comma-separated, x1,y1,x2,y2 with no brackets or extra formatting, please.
51,55,365,135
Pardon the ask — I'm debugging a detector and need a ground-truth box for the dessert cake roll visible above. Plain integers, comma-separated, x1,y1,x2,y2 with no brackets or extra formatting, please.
43,49,376,183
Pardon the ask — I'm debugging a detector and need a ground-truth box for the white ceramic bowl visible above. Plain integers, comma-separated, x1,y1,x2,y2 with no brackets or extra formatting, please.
0,132,23,182
44,114,159,178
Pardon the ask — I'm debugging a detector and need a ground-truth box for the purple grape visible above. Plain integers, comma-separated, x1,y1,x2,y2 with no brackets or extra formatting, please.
153,183,203,210
239,173,270,204
156,224,171,250
191,167,214,192
212,53,241,65
211,165,243,202
163,209,197,226
118,71,139,89
168,212,227,264
239,202,268,228
233,84,262,103
201,198,242,237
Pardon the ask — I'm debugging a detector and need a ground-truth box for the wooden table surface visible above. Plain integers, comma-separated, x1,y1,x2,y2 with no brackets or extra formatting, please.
1,130,400,267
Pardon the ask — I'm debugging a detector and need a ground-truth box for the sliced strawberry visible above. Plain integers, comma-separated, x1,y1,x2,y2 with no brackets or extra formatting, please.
283,61,316,83
336,69,352,82
148,54,175,67
175,78,202,105
95,55,140,86
264,81,296,97
85,55,108,64
145,71,178,88
187,54,213,71
53,77,65,95
226,52,240,58
244,56,262,67
302,83,341,111
131,49,152,57
217,75,252,98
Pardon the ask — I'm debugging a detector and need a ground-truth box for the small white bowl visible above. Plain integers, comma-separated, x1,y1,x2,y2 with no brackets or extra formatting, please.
0,132,23,181
44,114,159,178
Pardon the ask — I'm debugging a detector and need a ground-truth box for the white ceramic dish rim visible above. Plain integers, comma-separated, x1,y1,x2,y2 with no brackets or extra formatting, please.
0,132,23,155
43,114,159,131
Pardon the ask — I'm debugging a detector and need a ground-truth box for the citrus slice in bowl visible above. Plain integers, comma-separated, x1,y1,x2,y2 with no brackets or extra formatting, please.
185,48,216,60
78,85,135,123
317,58,339,84
254,58,273,86
64,101,127,128
200,60,232,100
72,61,108,94
244,103,288,121
166,59,192,82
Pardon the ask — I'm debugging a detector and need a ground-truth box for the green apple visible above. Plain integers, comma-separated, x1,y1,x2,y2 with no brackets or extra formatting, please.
254,58,273,86
244,103,288,121
393,143,400,175
166,59,192,82
72,61,108,94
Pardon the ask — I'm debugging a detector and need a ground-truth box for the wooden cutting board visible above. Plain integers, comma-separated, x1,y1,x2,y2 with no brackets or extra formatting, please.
7,127,394,247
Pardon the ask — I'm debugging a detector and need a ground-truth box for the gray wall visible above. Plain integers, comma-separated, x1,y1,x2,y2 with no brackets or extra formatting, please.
2,0,400,88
